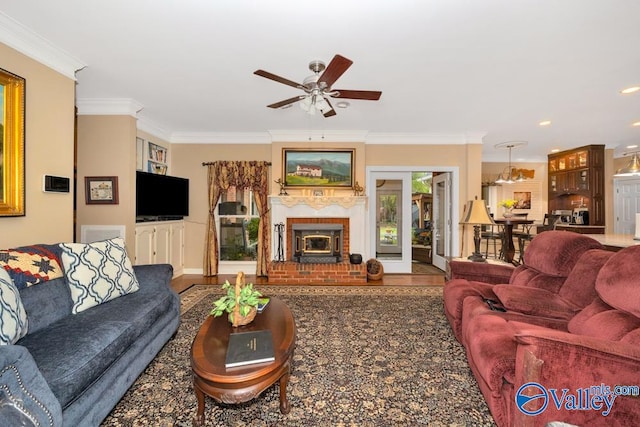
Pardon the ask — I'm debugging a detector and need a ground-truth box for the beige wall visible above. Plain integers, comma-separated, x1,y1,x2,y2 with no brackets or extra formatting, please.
171,141,485,269
0,43,75,247
76,115,137,249
147,142,623,269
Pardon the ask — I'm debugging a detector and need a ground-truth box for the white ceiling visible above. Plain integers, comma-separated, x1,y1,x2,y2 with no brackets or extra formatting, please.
1,0,639,161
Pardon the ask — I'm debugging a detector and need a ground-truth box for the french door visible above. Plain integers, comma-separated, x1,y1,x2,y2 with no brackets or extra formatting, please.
432,173,452,271
367,167,457,274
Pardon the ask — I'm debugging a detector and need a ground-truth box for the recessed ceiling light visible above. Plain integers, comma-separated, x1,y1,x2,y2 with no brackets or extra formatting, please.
550,149,560,153
620,86,640,94
632,121,640,127
336,101,350,108
539,120,552,126
627,145,639,149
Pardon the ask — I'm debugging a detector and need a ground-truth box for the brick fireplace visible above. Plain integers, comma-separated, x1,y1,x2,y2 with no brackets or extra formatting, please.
268,196,367,284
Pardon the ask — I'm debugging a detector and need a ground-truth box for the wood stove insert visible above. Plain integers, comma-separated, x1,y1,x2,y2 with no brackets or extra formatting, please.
292,223,343,263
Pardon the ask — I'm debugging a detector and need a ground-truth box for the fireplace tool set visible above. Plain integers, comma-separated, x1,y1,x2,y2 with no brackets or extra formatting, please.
274,222,285,262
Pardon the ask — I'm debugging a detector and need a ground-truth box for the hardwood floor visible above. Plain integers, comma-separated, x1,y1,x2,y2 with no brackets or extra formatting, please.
170,272,445,294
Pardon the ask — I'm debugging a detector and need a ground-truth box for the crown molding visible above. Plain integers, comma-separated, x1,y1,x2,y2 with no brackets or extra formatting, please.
365,132,486,145
0,12,86,79
154,129,490,145
74,97,489,148
482,153,548,163
76,98,143,116
268,129,370,142
137,117,172,142
170,132,272,144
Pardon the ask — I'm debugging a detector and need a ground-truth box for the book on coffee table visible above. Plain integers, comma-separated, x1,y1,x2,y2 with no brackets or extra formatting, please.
225,330,275,368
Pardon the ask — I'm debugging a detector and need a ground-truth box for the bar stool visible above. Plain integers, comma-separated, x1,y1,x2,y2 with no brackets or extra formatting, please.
515,214,545,264
481,223,504,259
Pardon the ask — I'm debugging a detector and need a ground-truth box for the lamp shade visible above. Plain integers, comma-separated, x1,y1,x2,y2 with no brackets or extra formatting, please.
460,199,495,225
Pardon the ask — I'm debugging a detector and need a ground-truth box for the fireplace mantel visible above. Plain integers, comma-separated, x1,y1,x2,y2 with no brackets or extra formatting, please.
271,195,366,210
269,195,367,260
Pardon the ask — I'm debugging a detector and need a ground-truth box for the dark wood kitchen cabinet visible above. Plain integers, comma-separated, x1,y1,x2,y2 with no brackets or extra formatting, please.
548,145,605,226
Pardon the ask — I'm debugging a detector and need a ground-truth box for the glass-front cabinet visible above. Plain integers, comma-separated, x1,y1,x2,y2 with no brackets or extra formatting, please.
547,145,605,226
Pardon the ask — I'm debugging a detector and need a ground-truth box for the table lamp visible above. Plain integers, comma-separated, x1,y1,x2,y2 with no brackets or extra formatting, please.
460,197,496,262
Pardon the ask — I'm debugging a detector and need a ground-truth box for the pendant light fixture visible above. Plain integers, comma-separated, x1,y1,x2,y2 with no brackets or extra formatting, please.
614,152,640,177
494,141,528,184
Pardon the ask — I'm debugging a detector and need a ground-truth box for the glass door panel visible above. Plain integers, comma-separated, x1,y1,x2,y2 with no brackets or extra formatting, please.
376,179,402,257
432,173,451,271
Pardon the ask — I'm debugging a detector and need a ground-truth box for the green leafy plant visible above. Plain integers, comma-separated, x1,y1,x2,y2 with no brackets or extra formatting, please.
246,217,260,243
210,280,262,323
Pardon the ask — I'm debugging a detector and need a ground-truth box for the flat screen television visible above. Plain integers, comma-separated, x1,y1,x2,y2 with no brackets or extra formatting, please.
136,171,189,221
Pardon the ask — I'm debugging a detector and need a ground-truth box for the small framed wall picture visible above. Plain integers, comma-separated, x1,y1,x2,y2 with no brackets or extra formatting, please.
85,176,119,205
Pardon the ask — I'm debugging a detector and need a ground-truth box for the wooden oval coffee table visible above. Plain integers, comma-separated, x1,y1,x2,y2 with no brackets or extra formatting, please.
190,297,296,426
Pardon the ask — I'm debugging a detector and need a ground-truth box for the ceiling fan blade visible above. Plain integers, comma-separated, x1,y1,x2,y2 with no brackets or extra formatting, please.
267,96,302,109
332,90,382,100
254,70,303,89
318,54,353,88
322,98,336,117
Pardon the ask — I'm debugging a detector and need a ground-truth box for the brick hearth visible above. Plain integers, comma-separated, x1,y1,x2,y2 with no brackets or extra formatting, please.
268,216,367,284
268,260,367,284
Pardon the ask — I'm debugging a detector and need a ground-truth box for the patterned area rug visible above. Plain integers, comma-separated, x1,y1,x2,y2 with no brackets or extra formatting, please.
102,285,495,426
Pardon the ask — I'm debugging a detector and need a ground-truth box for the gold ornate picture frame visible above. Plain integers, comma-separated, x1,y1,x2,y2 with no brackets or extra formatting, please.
0,68,26,216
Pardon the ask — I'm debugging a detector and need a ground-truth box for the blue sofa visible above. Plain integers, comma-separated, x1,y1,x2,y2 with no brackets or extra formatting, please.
0,242,180,426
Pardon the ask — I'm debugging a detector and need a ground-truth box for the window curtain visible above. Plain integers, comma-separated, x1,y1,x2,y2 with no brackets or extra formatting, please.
204,161,271,276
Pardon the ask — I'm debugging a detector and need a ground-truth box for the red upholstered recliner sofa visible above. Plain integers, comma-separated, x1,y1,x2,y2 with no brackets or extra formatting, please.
443,233,640,426
444,230,603,344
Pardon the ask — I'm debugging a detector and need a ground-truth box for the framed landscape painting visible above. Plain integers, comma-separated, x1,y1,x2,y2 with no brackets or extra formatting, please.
282,148,354,188
0,68,26,216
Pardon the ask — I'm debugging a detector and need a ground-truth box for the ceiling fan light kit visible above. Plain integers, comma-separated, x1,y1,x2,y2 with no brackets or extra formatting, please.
254,54,382,117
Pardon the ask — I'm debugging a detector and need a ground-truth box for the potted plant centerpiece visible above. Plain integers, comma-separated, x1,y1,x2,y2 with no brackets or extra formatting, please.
210,271,263,327
499,199,518,217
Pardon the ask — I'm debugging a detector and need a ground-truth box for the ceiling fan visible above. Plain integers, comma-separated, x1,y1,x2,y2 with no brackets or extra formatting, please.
254,54,382,117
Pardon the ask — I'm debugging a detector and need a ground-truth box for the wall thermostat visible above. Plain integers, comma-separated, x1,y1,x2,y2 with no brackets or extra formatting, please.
43,175,70,193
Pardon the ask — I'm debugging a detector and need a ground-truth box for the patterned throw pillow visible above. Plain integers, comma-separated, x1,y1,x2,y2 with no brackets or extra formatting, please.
0,268,29,345
0,244,63,290
59,238,140,314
